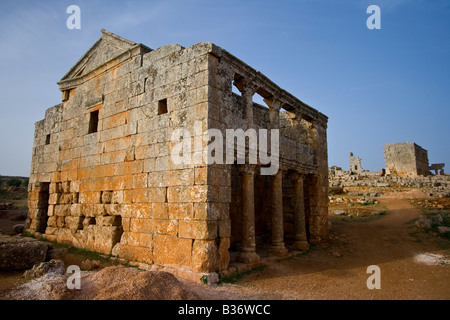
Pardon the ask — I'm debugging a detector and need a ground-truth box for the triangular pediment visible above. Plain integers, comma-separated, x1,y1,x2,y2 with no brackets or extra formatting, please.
60,29,140,81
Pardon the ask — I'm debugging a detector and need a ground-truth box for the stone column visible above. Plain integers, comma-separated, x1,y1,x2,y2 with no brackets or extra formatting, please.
269,170,288,256
268,97,282,130
240,80,259,128
291,172,310,251
236,164,260,264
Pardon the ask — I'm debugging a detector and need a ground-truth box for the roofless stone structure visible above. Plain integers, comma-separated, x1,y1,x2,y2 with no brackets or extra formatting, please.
26,30,329,281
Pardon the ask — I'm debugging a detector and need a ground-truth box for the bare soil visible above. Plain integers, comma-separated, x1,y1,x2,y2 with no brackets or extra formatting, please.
228,191,450,300
1,189,449,300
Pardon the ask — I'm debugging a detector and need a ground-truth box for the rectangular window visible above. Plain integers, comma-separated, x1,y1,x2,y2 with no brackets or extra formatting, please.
158,99,168,115
62,90,70,102
45,134,51,145
88,110,99,134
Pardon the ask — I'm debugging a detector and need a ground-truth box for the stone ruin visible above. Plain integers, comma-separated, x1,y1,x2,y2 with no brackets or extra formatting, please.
349,152,364,175
25,30,329,281
384,142,445,178
329,143,448,197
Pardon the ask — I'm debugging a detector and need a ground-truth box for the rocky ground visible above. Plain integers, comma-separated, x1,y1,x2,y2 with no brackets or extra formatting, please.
1,188,449,300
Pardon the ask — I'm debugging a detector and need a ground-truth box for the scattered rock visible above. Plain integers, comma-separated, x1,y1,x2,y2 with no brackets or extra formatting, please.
334,210,346,216
23,259,65,280
80,259,101,270
414,253,450,266
13,224,24,234
0,236,49,271
202,272,219,285
437,226,450,235
111,243,120,257
415,214,445,230
331,250,342,257
415,218,433,230
430,214,444,225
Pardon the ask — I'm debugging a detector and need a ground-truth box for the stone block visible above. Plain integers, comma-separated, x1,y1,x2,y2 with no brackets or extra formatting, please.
79,191,102,204
48,193,61,205
179,220,217,240
153,234,192,267
167,185,208,203
101,191,113,204
65,216,83,231
54,205,71,217
119,245,153,264
192,239,218,272
168,203,194,221
97,215,122,227
218,237,230,271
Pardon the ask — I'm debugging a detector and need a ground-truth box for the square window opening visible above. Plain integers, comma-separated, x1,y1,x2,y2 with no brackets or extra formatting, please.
45,134,51,145
158,99,168,115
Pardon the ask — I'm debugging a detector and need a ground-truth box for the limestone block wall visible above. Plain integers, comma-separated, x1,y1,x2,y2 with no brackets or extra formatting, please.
27,31,329,278
27,39,222,274
384,142,429,177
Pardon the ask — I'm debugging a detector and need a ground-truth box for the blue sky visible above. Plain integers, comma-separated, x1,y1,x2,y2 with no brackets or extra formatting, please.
0,0,449,176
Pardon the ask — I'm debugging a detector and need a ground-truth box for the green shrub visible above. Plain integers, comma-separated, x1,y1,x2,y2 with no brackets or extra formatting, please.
6,178,22,187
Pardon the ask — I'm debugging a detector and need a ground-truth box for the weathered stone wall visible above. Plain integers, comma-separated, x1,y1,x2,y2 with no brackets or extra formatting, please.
329,171,450,197
384,142,429,177
27,34,217,275
27,30,329,279
349,152,363,174
208,47,328,247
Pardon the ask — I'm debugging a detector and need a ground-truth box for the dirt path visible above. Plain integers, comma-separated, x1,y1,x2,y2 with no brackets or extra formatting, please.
228,196,450,300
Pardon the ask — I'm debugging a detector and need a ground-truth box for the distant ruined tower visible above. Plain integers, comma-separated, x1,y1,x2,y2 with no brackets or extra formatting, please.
349,152,363,174
384,142,445,177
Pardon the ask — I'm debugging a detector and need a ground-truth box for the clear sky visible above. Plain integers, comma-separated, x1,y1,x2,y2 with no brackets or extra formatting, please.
0,0,449,176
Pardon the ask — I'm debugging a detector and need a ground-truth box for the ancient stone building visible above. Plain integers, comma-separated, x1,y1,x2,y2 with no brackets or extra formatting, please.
384,142,445,177
26,30,329,281
349,152,364,174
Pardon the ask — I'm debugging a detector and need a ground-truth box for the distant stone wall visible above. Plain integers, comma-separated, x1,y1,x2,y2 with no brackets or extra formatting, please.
384,142,429,177
329,173,450,197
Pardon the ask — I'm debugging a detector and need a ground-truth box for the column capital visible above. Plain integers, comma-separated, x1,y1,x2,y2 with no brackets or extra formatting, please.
240,78,259,96
263,95,283,111
290,171,308,181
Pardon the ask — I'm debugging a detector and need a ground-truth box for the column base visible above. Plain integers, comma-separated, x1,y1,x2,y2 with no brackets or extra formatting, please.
269,244,288,257
292,240,310,251
236,250,260,264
